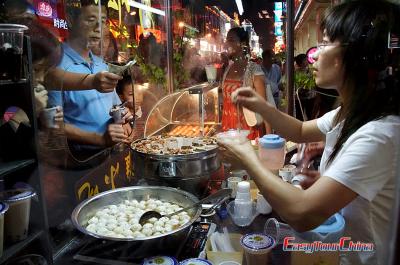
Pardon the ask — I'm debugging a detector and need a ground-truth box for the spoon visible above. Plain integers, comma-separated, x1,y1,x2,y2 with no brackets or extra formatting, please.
138,188,232,225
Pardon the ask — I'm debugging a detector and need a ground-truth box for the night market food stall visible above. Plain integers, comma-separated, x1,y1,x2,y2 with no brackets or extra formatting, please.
0,0,399,265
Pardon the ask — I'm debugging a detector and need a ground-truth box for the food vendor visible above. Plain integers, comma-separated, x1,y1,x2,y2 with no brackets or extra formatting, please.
218,1,400,264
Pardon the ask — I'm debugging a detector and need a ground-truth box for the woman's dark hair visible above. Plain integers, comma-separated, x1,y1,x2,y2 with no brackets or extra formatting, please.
227,27,249,46
294,54,307,67
321,0,400,164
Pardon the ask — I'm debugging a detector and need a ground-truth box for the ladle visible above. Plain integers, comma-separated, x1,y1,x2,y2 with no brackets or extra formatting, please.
139,188,232,225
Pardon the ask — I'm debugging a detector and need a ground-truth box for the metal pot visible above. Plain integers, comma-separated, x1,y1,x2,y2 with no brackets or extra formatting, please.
71,186,202,260
131,140,221,197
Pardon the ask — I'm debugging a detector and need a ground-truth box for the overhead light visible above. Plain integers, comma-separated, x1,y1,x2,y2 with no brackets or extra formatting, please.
128,0,165,16
130,11,137,16
235,0,244,15
262,10,268,15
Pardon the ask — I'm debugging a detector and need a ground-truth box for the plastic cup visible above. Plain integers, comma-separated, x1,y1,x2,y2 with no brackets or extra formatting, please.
0,202,9,257
216,130,250,145
226,177,242,198
205,65,217,83
0,189,36,243
110,105,125,124
264,218,294,245
41,107,58,128
218,262,240,265
0,24,28,81
279,165,296,182
227,201,258,227
240,233,275,265
256,192,272,215
142,256,178,265
180,258,212,265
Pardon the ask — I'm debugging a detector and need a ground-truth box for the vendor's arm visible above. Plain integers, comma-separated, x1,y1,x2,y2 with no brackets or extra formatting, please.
233,87,324,143
245,154,357,232
220,125,394,232
253,75,271,134
45,68,122,93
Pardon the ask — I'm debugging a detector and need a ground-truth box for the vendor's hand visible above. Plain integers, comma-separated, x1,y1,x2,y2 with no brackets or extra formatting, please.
104,124,129,146
217,139,258,171
297,168,321,189
91,71,122,93
232,87,270,114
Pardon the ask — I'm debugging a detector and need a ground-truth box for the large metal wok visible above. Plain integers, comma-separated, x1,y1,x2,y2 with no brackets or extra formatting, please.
71,186,201,240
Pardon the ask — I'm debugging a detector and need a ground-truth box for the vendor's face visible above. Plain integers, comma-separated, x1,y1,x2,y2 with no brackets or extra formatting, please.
70,5,107,49
312,35,344,89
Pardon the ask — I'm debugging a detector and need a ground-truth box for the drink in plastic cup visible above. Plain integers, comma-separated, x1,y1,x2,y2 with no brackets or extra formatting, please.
110,105,125,124
0,24,28,81
205,64,217,83
0,189,36,243
240,233,275,265
0,202,9,257
216,129,250,145
41,106,58,128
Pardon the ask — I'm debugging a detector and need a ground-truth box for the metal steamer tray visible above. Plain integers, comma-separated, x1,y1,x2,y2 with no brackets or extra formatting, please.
131,137,221,197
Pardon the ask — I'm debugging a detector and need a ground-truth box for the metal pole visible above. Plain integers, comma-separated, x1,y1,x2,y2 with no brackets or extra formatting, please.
286,0,295,116
165,0,174,94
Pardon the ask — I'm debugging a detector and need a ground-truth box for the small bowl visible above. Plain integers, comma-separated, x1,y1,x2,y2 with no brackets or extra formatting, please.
216,130,250,144
227,201,258,227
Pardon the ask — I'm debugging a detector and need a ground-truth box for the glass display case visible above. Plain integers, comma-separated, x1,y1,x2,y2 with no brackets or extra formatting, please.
144,82,221,137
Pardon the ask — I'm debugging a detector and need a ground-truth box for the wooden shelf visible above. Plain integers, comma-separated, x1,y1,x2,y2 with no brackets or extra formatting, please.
0,230,43,264
0,159,36,178
0,79,28,86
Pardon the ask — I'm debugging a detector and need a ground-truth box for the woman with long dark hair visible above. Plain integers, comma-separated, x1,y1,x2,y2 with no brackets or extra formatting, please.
221,27,271,139
218,1,400,264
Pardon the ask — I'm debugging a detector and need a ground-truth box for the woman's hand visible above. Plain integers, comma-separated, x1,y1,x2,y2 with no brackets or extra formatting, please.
297,168,321,189
232,87,271,115
217,139,259,171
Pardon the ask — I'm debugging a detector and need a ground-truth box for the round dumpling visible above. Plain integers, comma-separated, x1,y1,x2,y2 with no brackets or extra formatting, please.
154,225,164,233
131,223,142,231
86,224,97,233
143,223,154,229
141,227,153,236
164,225,174,232
133,231,145,238
88,216,99,224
